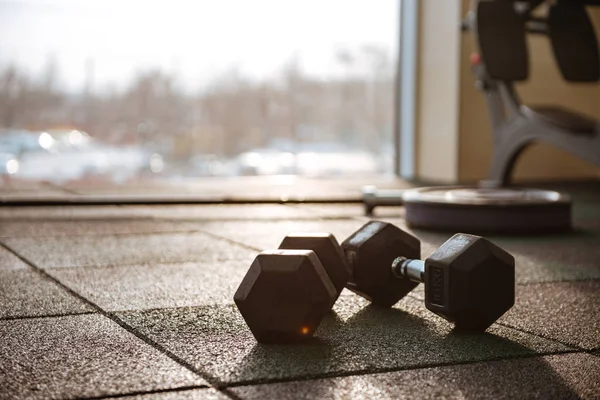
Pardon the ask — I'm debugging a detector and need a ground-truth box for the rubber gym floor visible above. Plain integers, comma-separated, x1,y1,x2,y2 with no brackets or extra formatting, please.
0,178,599,399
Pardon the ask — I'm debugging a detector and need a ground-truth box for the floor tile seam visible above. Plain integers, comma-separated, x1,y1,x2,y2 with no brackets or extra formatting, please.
0,217,157,223
280,203,337,218
193,230,263,252
0,216,155,222
392,277,600,293
194,221,372,253
68,385,212,400
0,311,98,322
0,215,358,224
6,259,250,271
403,278,600,292
280,203,369,220
0,241,229,390
146,216,358,223
586,349,600,358
34,257,252,272
286,202,367,214
495,321,589,351
0,228,206,239
73,385,244,400
516,278,600,286
219,348,585,389
112,302,238,316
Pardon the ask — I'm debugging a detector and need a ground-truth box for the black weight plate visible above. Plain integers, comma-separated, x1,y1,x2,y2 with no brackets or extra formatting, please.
549,3,600,82
476,1,528,81
403,187,571,234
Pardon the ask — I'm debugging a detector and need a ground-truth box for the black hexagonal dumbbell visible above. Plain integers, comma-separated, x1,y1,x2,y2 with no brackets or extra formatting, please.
342,221,515,331
279,233,349,303
234,234,349,343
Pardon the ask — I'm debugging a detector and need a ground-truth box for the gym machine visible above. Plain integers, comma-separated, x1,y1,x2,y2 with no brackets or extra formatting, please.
364,0,600,233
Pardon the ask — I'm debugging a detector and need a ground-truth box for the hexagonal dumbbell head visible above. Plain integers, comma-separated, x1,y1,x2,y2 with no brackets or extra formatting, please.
341,221,421,307
279,233,349,302
234,249,337,343
424,234,515,331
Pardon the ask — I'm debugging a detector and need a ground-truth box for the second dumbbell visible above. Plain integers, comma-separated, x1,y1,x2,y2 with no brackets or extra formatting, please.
342,221,515,331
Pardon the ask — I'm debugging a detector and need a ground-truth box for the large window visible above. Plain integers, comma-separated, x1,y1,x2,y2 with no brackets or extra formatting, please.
0,0,399,185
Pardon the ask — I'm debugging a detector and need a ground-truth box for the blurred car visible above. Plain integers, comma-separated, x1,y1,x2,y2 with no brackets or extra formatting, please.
295,149,379,177
3,129,163,183
0,129,45,154
0,153,19,175
189,154,234,177
235,143,379,177
236,149,297,175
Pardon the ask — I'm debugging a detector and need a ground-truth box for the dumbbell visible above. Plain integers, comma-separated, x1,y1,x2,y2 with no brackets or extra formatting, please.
342,221,515,331
234,233,349,343
235,221,515,341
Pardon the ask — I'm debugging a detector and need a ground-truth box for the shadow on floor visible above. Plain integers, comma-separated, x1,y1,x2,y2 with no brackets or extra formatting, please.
232,305,582,398
230,301,570,385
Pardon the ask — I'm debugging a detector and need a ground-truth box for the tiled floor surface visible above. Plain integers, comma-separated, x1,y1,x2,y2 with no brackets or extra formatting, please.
1,181,599,399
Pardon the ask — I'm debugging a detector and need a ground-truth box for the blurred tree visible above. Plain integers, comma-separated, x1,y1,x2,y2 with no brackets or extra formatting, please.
0,65,21,127
0,46,395,170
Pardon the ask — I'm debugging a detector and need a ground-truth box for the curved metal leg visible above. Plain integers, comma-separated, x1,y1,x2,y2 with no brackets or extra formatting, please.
486,140,531,187
485,116,600,188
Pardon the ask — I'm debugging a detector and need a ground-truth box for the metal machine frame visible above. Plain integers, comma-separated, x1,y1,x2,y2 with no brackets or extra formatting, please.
363,0,600,215
469,0,600,186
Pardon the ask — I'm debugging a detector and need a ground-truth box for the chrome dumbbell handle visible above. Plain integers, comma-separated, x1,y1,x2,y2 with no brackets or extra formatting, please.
391,257,425,283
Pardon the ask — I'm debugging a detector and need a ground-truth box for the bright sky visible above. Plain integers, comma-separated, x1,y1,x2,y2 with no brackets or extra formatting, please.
0,0,398,92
